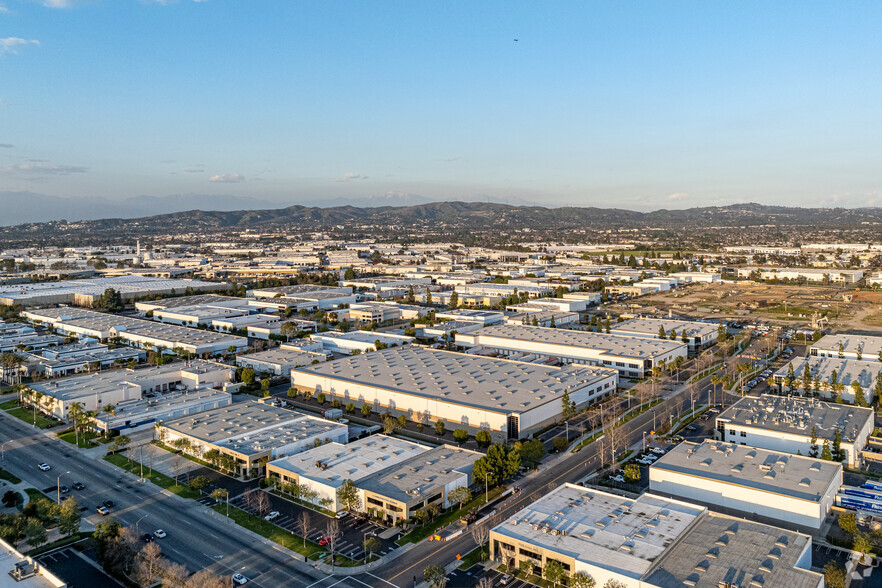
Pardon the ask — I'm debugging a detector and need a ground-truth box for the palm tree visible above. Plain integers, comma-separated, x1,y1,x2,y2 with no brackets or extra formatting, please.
101,405,115,439
710,375,721,408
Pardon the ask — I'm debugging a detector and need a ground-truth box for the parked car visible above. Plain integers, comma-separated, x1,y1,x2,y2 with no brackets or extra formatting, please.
500,574,512,585
96,506,110,516
38,463,50,471
154,529,166,539
608,474,624,482
264,511,280,521
232,573,248,585
59,485,69,494
336,511,349,519
72,482,85,491
649,448,666,455
103,500,115,509
318,537,330,546
685,425,698,432
636,458,653,465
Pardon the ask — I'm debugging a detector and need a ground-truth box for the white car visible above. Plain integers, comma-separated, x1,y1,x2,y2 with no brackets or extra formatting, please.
38,463,50,471
643,453,658,461
636,458,654,465
264,511,280,521
609,475,625,483
232,573,248,585
649,448,666,455
154,529,166,539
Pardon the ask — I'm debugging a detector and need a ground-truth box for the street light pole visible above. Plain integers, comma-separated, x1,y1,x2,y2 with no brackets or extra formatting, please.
484,472,488,504
135,514,148,536
56,471,70,504
642,431,646,452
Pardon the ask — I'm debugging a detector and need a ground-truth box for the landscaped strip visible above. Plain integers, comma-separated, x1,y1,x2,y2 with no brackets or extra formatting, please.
103,453,201,499
0,467,22,484
3,406,58,429
399,485,505,545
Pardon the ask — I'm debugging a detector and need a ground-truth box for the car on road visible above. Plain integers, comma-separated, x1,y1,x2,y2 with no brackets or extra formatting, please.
232,573,248,585
141,533,154,543
59,485,69,494
72,482,85,491
96,506,110,516
103,500,115,509
264,511,280,521
38,463,50,471
154,529,166,539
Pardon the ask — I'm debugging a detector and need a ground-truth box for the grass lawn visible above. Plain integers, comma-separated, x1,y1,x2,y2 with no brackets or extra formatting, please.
25,488,50,503
23,531,90,557
57,430,103,448
0,467,22,484
399,485,505,545
210,503,357,565
0,399,20,410
103,453,201,500
457,546,488,569
4,407,58,429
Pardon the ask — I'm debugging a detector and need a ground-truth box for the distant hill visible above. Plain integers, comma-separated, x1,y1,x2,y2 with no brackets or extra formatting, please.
2,200,880,245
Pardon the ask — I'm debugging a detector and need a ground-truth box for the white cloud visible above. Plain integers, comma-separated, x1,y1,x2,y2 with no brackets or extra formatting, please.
208,173,245,183
0,38,40,57
667,192,687,201
0,4,9,13
0,143,13,149
333,172,368,182
4,159,88,176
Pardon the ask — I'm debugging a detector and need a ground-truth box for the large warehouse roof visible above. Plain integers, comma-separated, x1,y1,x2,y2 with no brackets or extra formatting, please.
651,440,841,503
611,317,718,338
291,346,615,414
462,324,686,359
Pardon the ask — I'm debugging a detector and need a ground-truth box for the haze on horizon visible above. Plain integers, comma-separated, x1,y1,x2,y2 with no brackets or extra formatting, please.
2,0,881,219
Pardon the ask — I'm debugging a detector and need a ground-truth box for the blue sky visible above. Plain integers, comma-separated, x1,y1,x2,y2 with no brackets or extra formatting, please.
1,1,881,212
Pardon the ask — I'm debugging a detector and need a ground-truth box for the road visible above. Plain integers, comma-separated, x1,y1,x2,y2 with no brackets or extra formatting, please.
0,407,366,588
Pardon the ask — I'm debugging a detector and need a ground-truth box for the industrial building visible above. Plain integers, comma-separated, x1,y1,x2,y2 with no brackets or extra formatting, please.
291,346,616,440
489,484,822,588
308,330,414,355
455,324,687,378
772,356,882,404
648,440,841,531
810,333,882,362
27,343,144,378
28,360,233,421
235,347,327,376
158,402,347,475
22,307,247,356
735,267,864,284
434,309,505,325
714,395,873,467
0,275,227,307
609,317,719,351
504,310,579,328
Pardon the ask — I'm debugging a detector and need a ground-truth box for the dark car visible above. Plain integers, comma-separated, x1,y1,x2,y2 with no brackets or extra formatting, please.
59,485,69,494
142,533,154,543
103,500,115,509
72,482,85,491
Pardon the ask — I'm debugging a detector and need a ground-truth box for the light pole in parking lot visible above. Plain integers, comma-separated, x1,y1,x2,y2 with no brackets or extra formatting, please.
56,471,70,504
135,514,148,536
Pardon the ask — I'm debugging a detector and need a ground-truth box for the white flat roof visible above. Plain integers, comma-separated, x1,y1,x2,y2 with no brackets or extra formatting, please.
611,317,718,338
491,484,705,579
774,356,882,391
292,346,616,414
811,333,882,357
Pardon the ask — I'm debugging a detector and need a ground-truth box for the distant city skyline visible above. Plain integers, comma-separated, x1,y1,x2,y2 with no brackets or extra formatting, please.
2,1,882,215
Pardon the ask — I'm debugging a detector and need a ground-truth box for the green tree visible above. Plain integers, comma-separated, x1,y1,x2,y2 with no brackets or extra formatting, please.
570,572,596,588
561,390,576,421
823,562,846,588
657,325,667,339
57,497,82,536
603,581,627,588
623,464,640,483
189,475,211,491
832,428,846,462
24,517,47,548
94,288,124,312
473,443,520,486
838,512,857,535
240,368,256,386
854,532,873,563
423,565,446,588
544,560,566,588
316,392,326,405
552,436,568,453
363,535,381,561
453,429,468,445
361,404,372,418
802,363,812,393
820,439,833,461
383,417,399,434
852,382,868,407
434,420,446,436
449,291,459,308
475,429,492,448
287,387,298,399
518,439,546,467
337,479,362,512
397,414,407,428
344,268,356,280
447,486,472,510
345,403,355,414
809,426,819,458
280,322,297,341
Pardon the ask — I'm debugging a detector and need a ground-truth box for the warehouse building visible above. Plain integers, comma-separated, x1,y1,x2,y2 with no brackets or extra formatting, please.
810,333,882,362
291,346,617,441
308,330,414,355
648,440,841,531
504,310,579,328
0,275,227,307
736,267,864,284
235,348,326,376
265,435,427,513
28,343,144,378
455,324,686,378
28,360,233,421
489,484,822,588
610,317,719,351
772,356,882,404
158,402,347,475
348,302,402,323
434,309,505,325
714,395,873,467
22,307,247,356
90,388,232,434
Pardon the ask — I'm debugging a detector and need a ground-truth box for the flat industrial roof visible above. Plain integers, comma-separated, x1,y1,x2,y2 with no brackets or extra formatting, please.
651,440,841,503
292,346,616,414
310,330,413,345
236,348,326,367
811,333,882,357
491,484,705,579
135,294,246,311
611,317,718,338
161,401,325,444
267,435,427,488
30,360,230,402
0,275,221,303
358,444,481,503
216,415,345,456
463,324,687,359
716,394,873,444
643,512,822,588
774,356,882,391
